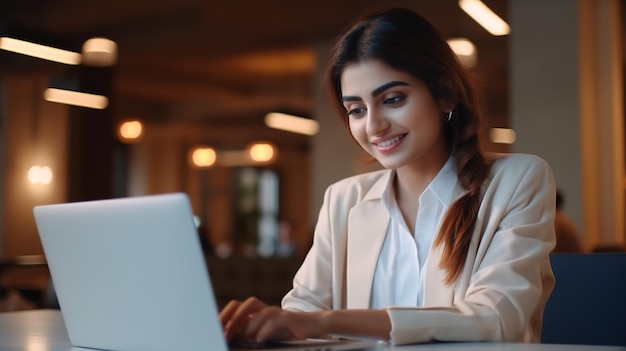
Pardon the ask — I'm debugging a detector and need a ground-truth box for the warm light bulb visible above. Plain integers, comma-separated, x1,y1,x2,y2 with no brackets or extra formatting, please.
249,143,275,162
447,38,477,67
489,128,517,144
0,36,81,65
459,0,510,36
44,88,108,109
264,112,319,135
118,119,143,142
82,37,118,66
28,165,53,185
190,147,217,168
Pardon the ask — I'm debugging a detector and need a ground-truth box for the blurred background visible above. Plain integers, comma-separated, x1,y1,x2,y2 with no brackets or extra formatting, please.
0,0,624,309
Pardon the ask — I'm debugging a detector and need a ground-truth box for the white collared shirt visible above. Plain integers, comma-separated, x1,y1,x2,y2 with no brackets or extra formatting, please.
370,157,458,308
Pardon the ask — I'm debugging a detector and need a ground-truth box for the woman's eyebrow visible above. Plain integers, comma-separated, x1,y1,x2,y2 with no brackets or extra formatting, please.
342,96,361,102
341,81,409,102
371,81,409,97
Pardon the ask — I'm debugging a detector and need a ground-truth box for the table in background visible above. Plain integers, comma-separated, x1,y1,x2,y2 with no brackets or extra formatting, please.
0,255,51,310
1,310,625,351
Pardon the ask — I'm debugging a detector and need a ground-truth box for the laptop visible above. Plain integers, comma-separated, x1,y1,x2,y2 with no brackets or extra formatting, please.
33,193,375,351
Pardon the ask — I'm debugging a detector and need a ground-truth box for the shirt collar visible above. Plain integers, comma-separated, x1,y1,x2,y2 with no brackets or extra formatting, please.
429,156,465,208
380,156,466,210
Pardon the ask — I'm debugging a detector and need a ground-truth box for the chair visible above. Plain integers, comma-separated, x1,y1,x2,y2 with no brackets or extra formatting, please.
541,253,626,346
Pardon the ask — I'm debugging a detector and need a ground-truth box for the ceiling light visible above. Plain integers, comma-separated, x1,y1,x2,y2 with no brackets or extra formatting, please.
447,38,477,67
44,88,109,109
489,128,516,144
459,0,510,36
82,37,118,67
118,119,144,143
28,165,53,185
0,36,81,65
248,143,276,163
265,112,319,136
189,146,217,168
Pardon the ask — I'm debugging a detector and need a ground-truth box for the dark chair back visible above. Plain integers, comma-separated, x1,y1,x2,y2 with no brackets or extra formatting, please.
542,253,626,346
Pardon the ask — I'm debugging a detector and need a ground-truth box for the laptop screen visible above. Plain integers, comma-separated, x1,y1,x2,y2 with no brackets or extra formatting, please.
34,193,228,351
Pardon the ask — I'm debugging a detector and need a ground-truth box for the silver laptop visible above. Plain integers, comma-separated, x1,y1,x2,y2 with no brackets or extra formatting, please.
33,193,375,351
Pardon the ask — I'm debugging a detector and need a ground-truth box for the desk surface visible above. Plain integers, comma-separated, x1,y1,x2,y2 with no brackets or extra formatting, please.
1,309,625,351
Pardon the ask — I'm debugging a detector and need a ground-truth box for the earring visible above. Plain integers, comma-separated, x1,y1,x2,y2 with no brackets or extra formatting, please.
446,110,453,122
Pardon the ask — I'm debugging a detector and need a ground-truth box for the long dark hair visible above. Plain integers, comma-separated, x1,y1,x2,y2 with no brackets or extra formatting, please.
326,8,490,284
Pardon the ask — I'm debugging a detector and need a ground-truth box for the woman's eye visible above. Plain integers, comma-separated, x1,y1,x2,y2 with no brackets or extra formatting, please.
383,95,404,105
347,107,366,117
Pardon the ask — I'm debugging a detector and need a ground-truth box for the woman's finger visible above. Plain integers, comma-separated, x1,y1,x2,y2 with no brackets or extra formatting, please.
246,309,315,342
255,315,297,342
243,306,283,340
225,297,268,341
219,300,242,327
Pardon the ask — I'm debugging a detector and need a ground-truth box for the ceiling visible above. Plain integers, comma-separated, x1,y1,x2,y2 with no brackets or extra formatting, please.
0,0,509,128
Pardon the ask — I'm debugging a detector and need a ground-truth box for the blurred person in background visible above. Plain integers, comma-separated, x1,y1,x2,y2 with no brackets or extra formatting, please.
553,189,583,253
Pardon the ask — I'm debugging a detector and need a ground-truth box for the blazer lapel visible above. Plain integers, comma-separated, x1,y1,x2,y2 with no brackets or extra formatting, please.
422,164,467,307
422,172,468,307
422,244,455,306
346,198,389,309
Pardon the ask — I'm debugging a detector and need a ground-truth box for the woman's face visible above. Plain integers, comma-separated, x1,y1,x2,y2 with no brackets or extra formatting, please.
340,59,449,171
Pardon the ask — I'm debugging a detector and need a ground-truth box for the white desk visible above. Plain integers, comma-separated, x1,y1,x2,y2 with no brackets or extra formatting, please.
1,309,625,351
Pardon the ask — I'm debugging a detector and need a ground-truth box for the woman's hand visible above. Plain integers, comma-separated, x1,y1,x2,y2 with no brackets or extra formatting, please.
220,297,391,343
219,297,325,343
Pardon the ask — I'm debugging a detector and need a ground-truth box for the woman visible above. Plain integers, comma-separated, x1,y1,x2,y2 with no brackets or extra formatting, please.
220,7,556,345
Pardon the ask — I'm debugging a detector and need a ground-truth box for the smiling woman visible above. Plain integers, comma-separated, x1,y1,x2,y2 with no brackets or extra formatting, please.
219,7,557,346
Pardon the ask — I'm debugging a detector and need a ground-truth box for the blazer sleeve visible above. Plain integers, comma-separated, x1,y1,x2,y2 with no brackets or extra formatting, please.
386,155,556,344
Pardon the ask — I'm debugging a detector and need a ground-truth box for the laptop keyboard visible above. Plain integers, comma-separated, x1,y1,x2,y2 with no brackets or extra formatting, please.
229,339,271,350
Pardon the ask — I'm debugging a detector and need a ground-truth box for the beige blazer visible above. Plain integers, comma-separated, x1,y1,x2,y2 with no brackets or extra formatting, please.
282,153,556,345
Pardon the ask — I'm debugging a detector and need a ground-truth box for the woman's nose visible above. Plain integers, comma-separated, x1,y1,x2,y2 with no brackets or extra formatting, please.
365,110,389,136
